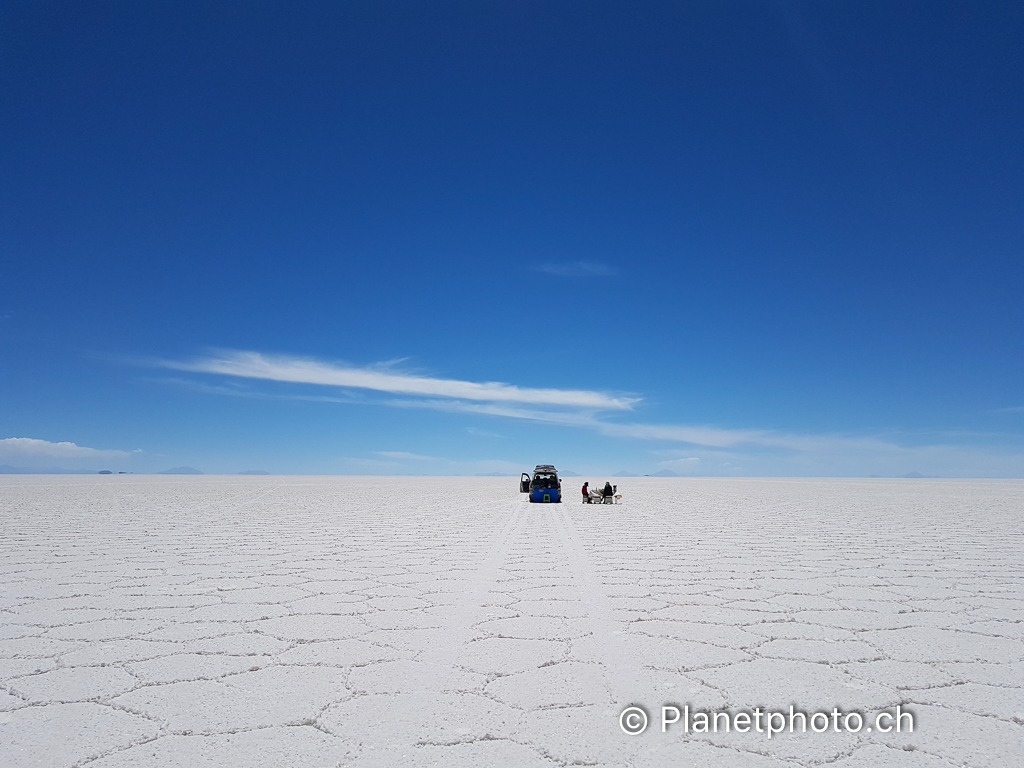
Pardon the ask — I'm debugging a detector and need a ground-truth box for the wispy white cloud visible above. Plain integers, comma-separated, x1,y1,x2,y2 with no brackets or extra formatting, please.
391,398,1024,475
596,421,771,447
536,261,616,277
385,398,830,451
466,426,505,438
152,377,360,404
658,457,701,469
156,350,1024,476
0,437,134,463
374,451,435,461
163,351,636,410
385,398,600,426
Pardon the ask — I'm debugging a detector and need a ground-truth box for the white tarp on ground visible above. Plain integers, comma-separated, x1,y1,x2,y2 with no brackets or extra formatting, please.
1,476,1023,767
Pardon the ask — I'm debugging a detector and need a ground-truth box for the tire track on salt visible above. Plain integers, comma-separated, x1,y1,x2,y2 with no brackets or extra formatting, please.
445,497,530,631
547,504,644,712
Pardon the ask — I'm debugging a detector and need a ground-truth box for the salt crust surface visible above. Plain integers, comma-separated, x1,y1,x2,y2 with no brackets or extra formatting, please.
1,475,1022,767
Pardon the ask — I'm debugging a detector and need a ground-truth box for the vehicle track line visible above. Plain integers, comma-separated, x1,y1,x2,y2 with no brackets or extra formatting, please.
444,497,530,632
548,503,644,711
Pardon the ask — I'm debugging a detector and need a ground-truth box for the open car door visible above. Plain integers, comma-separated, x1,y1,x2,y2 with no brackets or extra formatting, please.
520,473,531,493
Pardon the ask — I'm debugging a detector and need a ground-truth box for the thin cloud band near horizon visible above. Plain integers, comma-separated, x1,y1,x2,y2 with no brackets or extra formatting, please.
154,350,1024,471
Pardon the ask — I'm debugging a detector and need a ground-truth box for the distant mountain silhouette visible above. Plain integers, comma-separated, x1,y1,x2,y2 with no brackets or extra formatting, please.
158,466,203,475
237,470,270,475
613,470,640,477
559,470,581,477
650,469,680,477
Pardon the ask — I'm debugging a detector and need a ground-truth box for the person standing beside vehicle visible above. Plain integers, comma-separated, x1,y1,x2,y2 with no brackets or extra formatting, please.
582,482,590,503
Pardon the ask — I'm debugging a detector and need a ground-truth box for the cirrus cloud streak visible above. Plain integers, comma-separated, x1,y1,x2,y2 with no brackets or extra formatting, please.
163,351,637,410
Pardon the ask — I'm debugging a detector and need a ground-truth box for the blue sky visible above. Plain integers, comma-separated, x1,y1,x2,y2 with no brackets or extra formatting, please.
2,1,1022,476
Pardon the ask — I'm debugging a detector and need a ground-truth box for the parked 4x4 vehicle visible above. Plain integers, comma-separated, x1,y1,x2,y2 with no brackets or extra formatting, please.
520,464,561,503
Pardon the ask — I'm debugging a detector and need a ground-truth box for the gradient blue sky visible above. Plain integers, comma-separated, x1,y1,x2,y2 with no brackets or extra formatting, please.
2,1,1022,476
